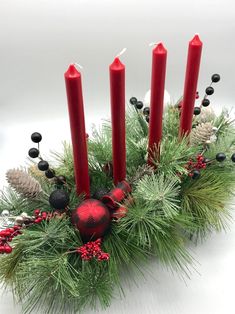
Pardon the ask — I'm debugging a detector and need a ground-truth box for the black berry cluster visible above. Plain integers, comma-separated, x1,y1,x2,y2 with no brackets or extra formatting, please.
29,132,52,175
28,132,66,185
129,97,150,123
193,74,221,116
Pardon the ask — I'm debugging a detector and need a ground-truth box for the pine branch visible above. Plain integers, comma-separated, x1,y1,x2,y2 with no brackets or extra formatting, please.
181,169,235,240
134,173,180,218
0,188,28,215
155,136,198,177
118,202,193,276
163,105,180,139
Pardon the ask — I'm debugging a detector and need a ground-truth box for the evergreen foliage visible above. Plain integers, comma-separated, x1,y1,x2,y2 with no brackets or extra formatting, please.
0,104,234,313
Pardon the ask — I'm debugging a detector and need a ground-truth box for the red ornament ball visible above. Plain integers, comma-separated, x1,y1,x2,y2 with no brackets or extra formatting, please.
71,199,111,241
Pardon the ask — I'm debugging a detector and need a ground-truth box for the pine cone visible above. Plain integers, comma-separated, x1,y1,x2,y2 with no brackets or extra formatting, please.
6,169,43,199
190,122,214,146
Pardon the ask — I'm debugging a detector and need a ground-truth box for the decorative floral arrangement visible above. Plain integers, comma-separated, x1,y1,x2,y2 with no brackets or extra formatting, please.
0,35,234,314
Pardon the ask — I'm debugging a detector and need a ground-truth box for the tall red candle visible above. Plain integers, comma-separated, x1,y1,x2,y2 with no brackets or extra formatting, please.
148,43,167,164
179,34,203,137
64,64,90,197
109,57,126,185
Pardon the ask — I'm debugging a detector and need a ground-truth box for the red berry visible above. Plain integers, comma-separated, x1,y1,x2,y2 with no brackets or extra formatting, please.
4,246,13,254
34,209,41,216
41,212,47,219
9,228,15,233
0,231,7,237
34,217,42,223
0,246,5,253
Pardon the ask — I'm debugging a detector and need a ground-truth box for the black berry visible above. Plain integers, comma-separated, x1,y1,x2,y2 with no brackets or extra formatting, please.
38,160,49,171
194,107,201,115
28,148,39,158
55,175,67,185
205,86,214,96
231,153,235,162
45,169,55,179
192,170,200,179
146,116,150,123
211,74,220,83
49,190,69,210
129,97,137,105
143,107,150,116
216,153,226,162
136,101,144,110
31,132,42,143
202,98,210,107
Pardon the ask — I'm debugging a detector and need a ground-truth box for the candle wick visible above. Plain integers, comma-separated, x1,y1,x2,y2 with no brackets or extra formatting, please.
74,62,83,70
116,48,127,58
149,42,160,47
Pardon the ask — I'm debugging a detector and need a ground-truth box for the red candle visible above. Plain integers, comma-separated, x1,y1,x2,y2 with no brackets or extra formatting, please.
109,57,126,185
148,43,167,164
64,64,90,197
179,34,203,137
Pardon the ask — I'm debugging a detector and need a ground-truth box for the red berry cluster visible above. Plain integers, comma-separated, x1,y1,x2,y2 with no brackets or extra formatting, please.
76,238,110,261
34,209,49,223
34,209,64,222
186,154,207,177
0,225,22,254
0,209,54,255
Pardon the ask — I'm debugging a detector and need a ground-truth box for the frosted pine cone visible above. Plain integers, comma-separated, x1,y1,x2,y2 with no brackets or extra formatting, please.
6,169,42,199
190,122,215,146
196,107,216,123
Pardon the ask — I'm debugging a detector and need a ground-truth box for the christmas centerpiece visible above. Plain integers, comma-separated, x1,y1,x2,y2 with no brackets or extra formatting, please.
0,35,234,314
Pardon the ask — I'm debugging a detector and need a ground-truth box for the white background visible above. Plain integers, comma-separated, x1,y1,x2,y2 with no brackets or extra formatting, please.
0,0,235,313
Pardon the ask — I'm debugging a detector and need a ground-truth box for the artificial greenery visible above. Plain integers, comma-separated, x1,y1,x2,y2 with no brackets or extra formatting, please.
0,104,234,313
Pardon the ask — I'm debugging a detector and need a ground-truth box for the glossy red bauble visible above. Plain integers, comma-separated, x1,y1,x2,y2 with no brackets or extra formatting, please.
71,199,110,241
